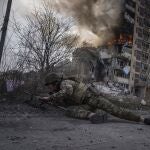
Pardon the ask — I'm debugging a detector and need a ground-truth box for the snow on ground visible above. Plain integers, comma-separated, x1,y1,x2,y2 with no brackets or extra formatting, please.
92,82,148,106
93,82,124,96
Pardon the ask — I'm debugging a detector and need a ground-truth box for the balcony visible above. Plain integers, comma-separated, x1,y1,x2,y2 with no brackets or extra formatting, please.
143,37,150,43
144,25,150,32
112,62,131,71
120,52,132,60
134,79,147,87
125,4,135,13
139,0,150,8
113,64,124,70
114,53,132,61
112,58,131,71
114,76,129,84
141,58,148,64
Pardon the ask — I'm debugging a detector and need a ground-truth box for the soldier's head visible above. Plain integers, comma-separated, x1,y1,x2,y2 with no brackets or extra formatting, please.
45,72,62,94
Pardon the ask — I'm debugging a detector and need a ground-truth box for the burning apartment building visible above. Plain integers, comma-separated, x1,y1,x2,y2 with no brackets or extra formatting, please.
51,0,149,98
100,0,150,98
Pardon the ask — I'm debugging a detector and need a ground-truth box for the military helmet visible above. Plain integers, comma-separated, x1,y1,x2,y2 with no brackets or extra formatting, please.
45,72,62,86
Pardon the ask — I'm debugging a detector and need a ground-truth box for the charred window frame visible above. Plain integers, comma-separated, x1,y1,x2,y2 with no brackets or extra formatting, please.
141,63,148,71
135,53,141,61
135,61,141,73
137,17,144,27
126,0,136,8
139,0,150,7
141,52,149,63
143,30,150,41
114,69,130,79
136,27,143,37
135,39,142,49
142,41,149,51
140,73,147,81
138,6,145,17
135,73,140,79
143,18,150,28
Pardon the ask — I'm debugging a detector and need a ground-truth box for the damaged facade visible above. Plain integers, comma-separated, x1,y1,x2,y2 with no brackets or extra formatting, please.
131,0,150,98
54,0,149,99
101,0,150,98
99,44,132,92
54,46,106,83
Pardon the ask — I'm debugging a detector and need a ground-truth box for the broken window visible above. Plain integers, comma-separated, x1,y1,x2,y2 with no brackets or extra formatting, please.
135,65,141,73
140,74,147,81
142,41,149,51
135,39,142,49
136,61,141,68
135,39,149,51
141,52,149,63
139,0,145,6
119,83,129,89
135,50,141,61
135,67,140,73
143,30,150,41
141,63,148,71
138,5,150,18
114,69,130,79
137,17,143,27
145,10,150,18
126,0,136,8
136,27,143,38
135,73,140,79
138,6,145,17
143,18,150,28
139,0,150,6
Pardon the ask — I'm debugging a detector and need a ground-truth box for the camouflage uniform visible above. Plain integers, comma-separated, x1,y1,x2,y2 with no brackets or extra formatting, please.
48,79,141,122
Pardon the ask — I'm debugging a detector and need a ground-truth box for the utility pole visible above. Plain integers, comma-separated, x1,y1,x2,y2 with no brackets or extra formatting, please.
0,0,12,64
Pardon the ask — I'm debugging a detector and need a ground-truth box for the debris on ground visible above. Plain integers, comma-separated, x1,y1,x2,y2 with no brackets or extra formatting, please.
94,82,123,96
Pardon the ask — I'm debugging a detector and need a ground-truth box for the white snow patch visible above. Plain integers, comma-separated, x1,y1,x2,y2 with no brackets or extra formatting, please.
141,99,146,105
93,82,123,96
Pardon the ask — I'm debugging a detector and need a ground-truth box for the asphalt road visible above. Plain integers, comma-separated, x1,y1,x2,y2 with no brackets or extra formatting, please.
0,102,150,150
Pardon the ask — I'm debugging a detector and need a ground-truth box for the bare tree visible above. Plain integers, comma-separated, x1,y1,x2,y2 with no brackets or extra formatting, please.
15,2,78,75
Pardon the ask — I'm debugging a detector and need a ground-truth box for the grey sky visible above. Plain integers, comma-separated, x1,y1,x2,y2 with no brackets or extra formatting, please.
0,0,124,47
0,0,124,71
0,0,28,70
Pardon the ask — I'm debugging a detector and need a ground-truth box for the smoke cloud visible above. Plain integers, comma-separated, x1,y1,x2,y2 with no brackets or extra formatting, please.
12,0,123,47
52,0,123,47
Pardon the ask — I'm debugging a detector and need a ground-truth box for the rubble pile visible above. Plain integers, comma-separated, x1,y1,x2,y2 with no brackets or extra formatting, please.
93,82,150,110
94,82,124,96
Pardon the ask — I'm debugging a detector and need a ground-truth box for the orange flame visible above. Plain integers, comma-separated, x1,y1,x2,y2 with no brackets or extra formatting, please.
107,34,133,46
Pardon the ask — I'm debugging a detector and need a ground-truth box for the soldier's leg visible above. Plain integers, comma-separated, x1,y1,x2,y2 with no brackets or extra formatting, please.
66,105,108,124
87,96,142,122
65,105,92,119
100,94,143,110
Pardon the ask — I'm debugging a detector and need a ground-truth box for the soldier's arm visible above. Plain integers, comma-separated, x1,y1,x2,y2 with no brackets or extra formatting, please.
47,80,74,102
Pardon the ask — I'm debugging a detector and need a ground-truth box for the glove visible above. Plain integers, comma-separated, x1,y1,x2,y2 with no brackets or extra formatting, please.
144,118,150,125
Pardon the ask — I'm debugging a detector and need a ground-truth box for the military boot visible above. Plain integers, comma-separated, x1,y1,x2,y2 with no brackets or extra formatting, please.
144,118,150,125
